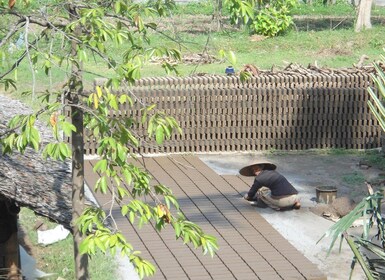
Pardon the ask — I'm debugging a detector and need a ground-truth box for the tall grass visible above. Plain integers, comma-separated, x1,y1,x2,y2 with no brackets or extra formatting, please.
19,208,118,280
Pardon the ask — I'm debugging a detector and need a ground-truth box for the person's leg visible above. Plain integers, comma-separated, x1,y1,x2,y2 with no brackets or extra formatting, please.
257,188,300,210
275,195,300,210
256,187,281,210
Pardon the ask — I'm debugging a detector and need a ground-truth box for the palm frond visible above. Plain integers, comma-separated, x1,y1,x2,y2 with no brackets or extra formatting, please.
317,198,367,255
373,64,385,93
318,192,384,254
344,234,376,280
356,238,385,256
368,101,385,132
367,84,385,120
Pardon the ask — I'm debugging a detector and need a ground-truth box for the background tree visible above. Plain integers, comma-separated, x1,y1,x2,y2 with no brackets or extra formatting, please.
355,0,373,32
0,0,218,278
225,0,297,37
213,0,224,31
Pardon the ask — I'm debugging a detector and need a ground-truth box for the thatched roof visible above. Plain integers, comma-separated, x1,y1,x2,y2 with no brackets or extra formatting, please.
0,151,73,229
0,95,73,229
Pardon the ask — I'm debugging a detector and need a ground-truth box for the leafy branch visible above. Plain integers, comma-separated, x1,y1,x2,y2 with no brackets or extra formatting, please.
0,0,219,278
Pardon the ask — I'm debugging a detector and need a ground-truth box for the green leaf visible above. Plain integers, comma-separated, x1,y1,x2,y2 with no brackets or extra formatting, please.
119,94,127,104
110,234,118,247
228,51,237,66
121,168,132,185
62,121,77,137
93,159,108,173
78,48,88,62
117,186,127,199
155,126,165,145
30,136,39,151
173,222,182,238
42,143,53,159
88,238,96,255
129,211,135,224
121,205,129,216
94,236,107,253
318,197,368,256
59,143,71,159
164,195,179,210
154,184,172,195
240,71,251,82
96,176,108,194
80,237,90,255
115,1,122,14
109,94,119,110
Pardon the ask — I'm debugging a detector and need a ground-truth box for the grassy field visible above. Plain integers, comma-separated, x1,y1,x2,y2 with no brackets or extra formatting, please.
5,1,385,96
18,208,117,280
171,0,385,17
144,25,385,75
10,24,385,98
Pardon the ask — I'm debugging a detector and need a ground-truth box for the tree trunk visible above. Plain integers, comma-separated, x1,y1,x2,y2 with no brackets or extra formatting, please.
68,3,89,279
71,94,88,280
0,197,21,280
355,0,373,32
213,0,223,31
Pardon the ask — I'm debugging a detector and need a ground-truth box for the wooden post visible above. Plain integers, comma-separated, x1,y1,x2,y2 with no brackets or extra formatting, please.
0,196,21,279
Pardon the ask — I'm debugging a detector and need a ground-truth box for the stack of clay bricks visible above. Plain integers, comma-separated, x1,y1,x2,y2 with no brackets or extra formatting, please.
82,72,382,155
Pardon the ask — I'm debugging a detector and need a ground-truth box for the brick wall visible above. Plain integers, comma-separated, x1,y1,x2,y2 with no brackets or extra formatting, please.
82,72,382,154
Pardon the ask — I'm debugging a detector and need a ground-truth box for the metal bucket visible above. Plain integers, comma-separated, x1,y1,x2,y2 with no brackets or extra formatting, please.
316,186,337,204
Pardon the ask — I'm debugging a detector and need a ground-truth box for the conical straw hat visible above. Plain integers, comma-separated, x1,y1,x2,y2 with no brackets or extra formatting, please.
239,161,276,176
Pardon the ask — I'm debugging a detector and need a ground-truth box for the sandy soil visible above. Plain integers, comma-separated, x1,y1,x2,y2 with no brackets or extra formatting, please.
199,150,385,280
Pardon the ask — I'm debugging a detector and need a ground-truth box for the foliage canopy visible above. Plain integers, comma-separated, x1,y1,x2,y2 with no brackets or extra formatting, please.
0,0,218,278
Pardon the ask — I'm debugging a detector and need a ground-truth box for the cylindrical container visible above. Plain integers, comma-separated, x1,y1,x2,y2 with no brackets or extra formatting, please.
316,186,337,204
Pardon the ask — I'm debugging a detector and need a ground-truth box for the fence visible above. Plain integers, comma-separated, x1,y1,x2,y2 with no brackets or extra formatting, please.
83,70,382,155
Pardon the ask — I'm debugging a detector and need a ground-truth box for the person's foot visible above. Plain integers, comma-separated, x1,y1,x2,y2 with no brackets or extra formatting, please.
293,201,301,210
248,200,258,206
256,199,268,208
248,199,268,208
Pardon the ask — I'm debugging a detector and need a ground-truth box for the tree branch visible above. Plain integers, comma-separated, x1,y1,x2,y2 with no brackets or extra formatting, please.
0,33,45,80
24,16,36,99
7,10,68,29
0,19,25,48
0,106,49,138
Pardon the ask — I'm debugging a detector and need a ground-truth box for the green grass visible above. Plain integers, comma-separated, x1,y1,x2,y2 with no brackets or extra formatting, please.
171,0,217,15
362,150,385,170
137,25,385,77
292,1,385,16
170,0,385,17
19,208,118,280
176,1,385,17
5,25,385,113
292,3,355,16
342,171,366,186
4,3,385,92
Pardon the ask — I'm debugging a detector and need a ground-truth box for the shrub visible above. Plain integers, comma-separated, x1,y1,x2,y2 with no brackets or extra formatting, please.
225,0,296,37
252,5,293,36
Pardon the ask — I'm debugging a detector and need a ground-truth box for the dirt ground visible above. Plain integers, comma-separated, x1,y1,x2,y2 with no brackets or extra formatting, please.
199,150,385,280
200,149,385,213
271,150,385,220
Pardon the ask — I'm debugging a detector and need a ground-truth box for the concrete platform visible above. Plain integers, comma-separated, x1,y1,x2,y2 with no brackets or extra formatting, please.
85,155,326,279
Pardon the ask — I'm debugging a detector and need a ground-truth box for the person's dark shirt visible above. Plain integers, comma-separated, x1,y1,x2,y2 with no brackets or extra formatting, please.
247,170,298,198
